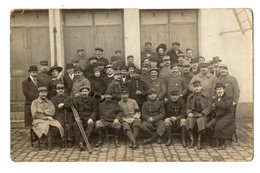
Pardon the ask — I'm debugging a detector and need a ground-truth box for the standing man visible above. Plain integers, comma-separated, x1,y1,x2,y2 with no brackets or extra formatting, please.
186,80,212,149
181,62,194,100
118,88,141,148
107,69,124,102
159,56,172,80
73,86,97,151
211,56,222,77
198,56,206,64
22,65,43,127
146,67,167,101
63,63,75,96
141,88,166,144
103,64,115,88
141,41,157,62
115,50,125,66
83,56,98,80
156,43,167,63
185,48,194,63
164,63,187,100
70,66,91,99
76,48,88,70
189,62,217,98
31,87,64,149
190,58,200,75
167,42,183,64
38,60,51,87
95,47,109,67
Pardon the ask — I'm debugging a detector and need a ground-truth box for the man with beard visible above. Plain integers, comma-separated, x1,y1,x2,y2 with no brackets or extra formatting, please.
51,84,74,148
95,47,109,67
95,90,123,147
107,69,124,102
186,80,212,150
22,65,44,127
146,67,167,101
141,88,166,144
126,69,149,110
47,65,63,99
70,66,91,99
190,58,200,75
73,86,97,151
164,63,187,100
167,42,183,64
63,63,75,96
31,87,64,149
118,88,141,148
181,62,194,100
76,48,88,70
141,41,157,62
159,56,172,80
103,64,115,88
189,62,217,98
83,56,98,80
164,90,187,147
38,60,51,87
206,82,236,150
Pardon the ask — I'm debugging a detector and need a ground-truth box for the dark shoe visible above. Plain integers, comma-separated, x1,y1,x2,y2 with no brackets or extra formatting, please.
46,137,52,150
78,142,85,151
60,138,66,148
182,138,187,147
166,138,172,146
217,143,226,150
95,140,102,147
157,138,163,144
67,140,73,148
197,141,201,150
115,138,120,147
128,141,133,148
144,137,155,145
132,140,137,148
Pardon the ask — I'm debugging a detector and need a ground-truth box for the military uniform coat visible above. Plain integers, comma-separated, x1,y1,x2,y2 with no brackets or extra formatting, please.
164,74,188,99
38,71,51,87
107,79,125,102
145,77,167,100
165,98,186,119
48,77,63,98
70,75,91,98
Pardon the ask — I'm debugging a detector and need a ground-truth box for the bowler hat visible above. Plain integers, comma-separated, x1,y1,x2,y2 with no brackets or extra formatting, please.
190,58,199,64
40,60,48,65
28,65,38,72
74,65,83,72
56,84,65,89
192,80,202,86
95,47,104,52
89,56,98,62
38,87,47,92
148,88,157,95
79,85,90,92
212,56,222,62
215,82,225,89
172,42,180,46
66,63,74,69
47,65,63,76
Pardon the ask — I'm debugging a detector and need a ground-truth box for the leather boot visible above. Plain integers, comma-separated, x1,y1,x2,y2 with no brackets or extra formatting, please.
181,126,187,147
165,125,172,146
115,136,120,147
188,130,194,148
60,138,66,148
78,142,85,151
132,140,137,148
197,132,202,150
46,135,52,150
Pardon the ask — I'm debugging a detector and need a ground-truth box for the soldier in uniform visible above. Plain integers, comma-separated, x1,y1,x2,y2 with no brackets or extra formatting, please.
146,67,167,100
167,42,183,64
126,68,149,110
22,65,44,127
181,62,194,101
95,90,123,147
47,65,63,98
73,86,97,151
118,88,141,148
95,47,109,67
141,88,166,144
38,60,51,87
106,70,124,102
164,63,187,100
63,63,75,96
186,80,212,149
164,90,187,147
51,84,74,147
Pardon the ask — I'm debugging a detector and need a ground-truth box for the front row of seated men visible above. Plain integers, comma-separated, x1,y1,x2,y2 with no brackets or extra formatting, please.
31,80,235,151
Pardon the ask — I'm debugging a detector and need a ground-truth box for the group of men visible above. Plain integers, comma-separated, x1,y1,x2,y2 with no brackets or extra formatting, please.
22,41,240,151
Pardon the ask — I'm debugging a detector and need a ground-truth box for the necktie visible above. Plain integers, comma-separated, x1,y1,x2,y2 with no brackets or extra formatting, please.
33,78,37,86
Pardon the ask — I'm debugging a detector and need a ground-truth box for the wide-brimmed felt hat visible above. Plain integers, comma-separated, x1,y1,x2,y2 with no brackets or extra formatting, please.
47,65,63,75
212,56,222,62
28,65,38,72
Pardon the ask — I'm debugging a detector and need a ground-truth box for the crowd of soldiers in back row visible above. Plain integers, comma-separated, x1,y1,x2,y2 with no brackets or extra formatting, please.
22,41,240,151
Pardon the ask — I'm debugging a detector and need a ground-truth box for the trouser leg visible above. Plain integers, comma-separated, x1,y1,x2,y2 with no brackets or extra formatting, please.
125,129,135,142
165,124,172,146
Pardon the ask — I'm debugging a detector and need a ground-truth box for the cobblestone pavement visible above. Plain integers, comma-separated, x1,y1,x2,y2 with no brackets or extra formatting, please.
10,117,253,162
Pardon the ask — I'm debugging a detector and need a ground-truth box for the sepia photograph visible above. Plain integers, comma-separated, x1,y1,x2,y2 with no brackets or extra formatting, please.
9,7,253,164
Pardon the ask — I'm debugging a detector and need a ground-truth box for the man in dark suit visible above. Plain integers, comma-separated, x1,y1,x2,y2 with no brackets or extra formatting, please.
22,65,43,127
95,47,109,67
167,42,183,65
63,63,75,96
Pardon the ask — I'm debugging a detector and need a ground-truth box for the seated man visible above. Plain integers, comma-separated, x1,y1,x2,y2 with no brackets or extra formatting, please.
118,88,141,148
186,80,212,150
206,82,235,150
31,87,64,149
73,86,97,151
141,88,166,144
51,84,74,148
95,90,122,147
164,90,187,147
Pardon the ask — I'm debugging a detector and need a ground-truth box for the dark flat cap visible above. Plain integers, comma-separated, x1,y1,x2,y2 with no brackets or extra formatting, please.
215,82,225,89
172,42,180,46
148,88,157,94
121,88,129,94
170,90,179,95
40,60,48,65
77,48,84,53
190,58,199,63
38,87,47,92
145,41,152,45
199,62,209,67
219,64,228,69
56,84,65,89
95,47,104,52
79,85,90,92
192,80,202,86
149,67,159,72
74,65,83,72
177,54,185,59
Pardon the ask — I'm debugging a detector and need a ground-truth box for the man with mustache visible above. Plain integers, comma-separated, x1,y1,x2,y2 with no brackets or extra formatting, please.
95,47,109,67
159,56,172,80
141,41,157,62
167,42,183,64
70,66,91,99
73,86,97,151
118,88,141,148
189,62,217,98
22,65,44,127
37,60,51,87
76,48,88,71
181,62,194,101
31,87,64,149
190,58,200,75
164,63,187,100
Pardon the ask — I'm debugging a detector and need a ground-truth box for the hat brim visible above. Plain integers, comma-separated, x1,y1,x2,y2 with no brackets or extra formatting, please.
47,67,62,75
215,85,225,89
28,69,38,72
